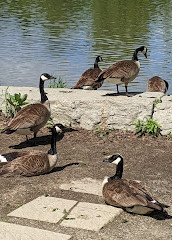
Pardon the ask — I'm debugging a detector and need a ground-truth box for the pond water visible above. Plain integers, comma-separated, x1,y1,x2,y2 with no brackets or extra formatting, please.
0,0,171,94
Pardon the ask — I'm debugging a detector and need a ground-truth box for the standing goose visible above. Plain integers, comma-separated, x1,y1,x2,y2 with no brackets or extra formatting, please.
72,56,103,90
0,124,62,177
147,76,169,93
94,46,147,95
1,73,55,142
102,154,169,215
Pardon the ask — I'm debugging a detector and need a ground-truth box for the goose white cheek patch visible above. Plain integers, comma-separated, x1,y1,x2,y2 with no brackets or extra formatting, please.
41,75,48,81
0,155,7,162
113,157,121,165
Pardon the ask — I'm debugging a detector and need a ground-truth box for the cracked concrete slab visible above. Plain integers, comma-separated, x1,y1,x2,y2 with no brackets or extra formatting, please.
59,177,103,196
0,222,71,240
61,201,123,231
8,196,77,223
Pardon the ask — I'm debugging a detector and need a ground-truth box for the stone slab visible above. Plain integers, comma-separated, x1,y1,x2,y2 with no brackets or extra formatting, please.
60,177,103,196
153,95,172,135
8,196,77,223
0,222,71,240
61,201,122,231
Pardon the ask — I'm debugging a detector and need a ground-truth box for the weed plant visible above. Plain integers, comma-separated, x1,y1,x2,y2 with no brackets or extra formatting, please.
48,77,67,88
4,87,29,117
133,118,161,138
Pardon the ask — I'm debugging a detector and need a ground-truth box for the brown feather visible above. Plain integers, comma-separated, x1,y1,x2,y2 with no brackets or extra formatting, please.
147,76,168,93
0,152,52,177
73,68,102,89
4,103,50,134
103,179,163,211
98,60,139,84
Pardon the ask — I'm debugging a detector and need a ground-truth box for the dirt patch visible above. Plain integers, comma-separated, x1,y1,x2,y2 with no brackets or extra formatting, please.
0,115,172,240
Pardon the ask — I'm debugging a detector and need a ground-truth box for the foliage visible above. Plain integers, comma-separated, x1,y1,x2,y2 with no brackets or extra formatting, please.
61,209,75,221
153,98,162,108
133,118,162,138
48,76,67,88
94,126,114,138
4,87,29,117
166,132,172,140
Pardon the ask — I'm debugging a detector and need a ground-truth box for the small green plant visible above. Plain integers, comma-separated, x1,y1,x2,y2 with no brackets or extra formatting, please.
61,209,75,221
4,87,29,117
121,218,128,223
166,132,172,140
52,208,59,212
153,98,162,108
46,115,55,128
133,118,162,138
94,126,114,138
48,76,67,88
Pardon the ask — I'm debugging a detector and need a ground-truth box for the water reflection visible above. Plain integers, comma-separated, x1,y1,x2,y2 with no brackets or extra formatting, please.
0,0,171,94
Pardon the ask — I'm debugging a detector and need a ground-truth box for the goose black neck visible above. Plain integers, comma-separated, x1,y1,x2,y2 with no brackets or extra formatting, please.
94,59,99,69
110,158,123,180
41,90,48,104
48,130,57,155
39,78,44,94
132,49,139,61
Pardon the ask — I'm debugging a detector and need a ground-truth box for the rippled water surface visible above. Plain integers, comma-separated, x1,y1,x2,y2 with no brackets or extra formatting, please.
0,0,172,93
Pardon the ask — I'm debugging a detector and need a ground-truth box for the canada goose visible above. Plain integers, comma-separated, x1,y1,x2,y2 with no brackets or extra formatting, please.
0,124,62,177
72,56,103,90
94,46,147,95
1,73,55,142
147,76,168,93
102,154,169,215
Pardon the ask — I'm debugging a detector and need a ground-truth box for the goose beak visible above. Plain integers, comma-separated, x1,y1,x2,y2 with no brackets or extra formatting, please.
50,76,56,80
144,52,147,58
103,158,110,163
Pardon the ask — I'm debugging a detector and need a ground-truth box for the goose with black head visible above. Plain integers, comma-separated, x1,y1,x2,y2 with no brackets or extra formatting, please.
94,46,147,95
102,154,169,215
72,56,103,90
0,124,62,177
2,73,56,142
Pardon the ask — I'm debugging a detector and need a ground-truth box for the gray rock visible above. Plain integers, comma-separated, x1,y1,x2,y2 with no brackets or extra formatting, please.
0,87,171,135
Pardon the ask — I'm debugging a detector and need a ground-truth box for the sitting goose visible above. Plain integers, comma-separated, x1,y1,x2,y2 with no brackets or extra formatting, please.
94,46,147,95
72,56,103,90
147,76,169,93
2,73,55,142
0,124,62,177
102,154,169,215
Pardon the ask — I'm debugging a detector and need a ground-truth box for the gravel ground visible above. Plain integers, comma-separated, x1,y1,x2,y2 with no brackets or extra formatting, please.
0,116,172,240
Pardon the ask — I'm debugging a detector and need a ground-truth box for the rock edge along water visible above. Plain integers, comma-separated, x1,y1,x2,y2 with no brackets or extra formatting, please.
0,87,171,135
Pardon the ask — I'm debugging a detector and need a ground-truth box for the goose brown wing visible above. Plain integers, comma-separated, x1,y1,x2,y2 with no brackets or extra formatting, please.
103,179,162,210
0,152,49,177
1,150,41,162
7,104,49,130
98,61,139,82
73,68,102,88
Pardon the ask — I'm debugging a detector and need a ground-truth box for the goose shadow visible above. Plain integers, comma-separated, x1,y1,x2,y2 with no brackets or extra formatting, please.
9,126,77,149
148,210,172,220
125,209,172,220
105,202,171,220
102,91,143,97
51,162,80,173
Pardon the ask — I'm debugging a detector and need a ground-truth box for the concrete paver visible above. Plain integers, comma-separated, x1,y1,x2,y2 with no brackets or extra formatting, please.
61,201,123,231
0,222,71,240
59,177,103,196
8,196,77,223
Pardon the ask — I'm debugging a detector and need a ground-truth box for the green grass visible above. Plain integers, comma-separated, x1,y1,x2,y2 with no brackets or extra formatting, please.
94,126,114,138
133,118,162,138
48,76,67,88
